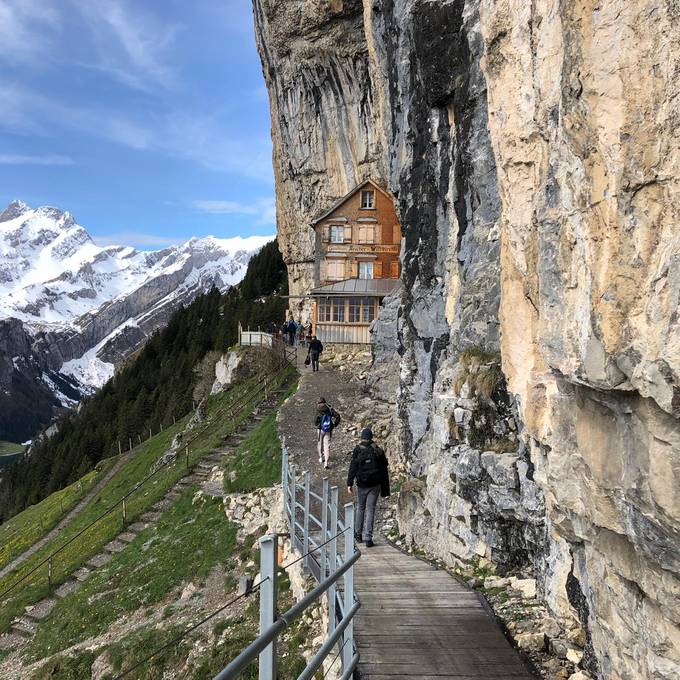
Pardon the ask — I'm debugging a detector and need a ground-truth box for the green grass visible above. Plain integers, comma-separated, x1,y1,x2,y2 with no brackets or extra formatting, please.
0,461,114,571
0,367,294,634
27,490,237,660
224,378,298,494
0,441,25,455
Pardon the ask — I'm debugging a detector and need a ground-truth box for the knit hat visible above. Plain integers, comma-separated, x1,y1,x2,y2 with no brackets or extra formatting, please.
360,427,373,441
317,397,327,405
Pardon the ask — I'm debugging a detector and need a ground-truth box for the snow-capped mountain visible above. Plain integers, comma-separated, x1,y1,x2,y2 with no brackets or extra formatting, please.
0,200,272,442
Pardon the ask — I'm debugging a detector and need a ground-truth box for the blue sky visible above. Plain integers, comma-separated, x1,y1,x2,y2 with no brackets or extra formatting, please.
0,0,276,248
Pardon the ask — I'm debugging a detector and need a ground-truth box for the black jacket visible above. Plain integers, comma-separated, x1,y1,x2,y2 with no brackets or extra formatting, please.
314,405,341,432
308,338,323,355
347,441,390,496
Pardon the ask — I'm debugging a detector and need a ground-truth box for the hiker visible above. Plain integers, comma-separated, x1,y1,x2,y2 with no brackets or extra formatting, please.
287,318,297,346
347,428,390,547
307,335,323,372
305,320,313,345
314,397,341,469
298,320,306,347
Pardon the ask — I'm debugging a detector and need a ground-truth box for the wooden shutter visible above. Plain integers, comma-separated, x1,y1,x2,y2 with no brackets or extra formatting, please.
344,225,352,242
350,260,359,278
374,261,383,278
323,225,331,243
390,260,400,278
373,224,382,245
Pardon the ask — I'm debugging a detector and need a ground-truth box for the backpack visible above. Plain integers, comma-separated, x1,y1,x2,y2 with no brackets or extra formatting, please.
320,412,333,432
356,444,382,486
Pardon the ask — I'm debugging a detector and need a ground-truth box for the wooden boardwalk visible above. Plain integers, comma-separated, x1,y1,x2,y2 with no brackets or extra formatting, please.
354,542,534,679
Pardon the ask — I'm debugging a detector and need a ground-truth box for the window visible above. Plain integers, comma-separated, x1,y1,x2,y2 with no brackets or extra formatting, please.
326,260,345,280
357,224,375,244
349,297,361,322
358,262,374,280
361,297,376,322
361,190,375,209
317,300,331,322
331,297,345,322
330,225,345,243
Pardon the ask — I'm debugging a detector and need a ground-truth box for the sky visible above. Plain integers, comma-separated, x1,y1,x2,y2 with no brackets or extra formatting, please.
0,0,276,248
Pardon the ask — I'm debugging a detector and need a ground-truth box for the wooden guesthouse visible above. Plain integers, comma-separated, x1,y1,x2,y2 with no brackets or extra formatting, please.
309,180,402,344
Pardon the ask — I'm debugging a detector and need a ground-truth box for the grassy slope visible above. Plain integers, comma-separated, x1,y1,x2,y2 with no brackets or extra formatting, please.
27,369,314,680
0,370,290,633
0,461,114,571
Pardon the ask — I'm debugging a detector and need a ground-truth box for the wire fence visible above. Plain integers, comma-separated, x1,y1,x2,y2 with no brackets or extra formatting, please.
0,354,296,607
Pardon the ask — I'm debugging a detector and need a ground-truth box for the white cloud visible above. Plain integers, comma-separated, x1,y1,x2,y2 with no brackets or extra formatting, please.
0,154,74,165
0,0,61,65
193,197,276,224
75,0,179,92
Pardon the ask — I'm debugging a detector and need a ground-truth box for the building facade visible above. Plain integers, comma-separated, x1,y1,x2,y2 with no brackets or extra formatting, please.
309,180,402,344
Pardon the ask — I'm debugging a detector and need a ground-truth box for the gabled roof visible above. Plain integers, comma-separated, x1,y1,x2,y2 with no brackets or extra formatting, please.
311,179,393,226
310,278,400,297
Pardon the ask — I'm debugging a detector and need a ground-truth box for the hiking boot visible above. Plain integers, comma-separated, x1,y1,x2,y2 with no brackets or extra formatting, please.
365,540,375,548
354,533,363,543
324,463,330,469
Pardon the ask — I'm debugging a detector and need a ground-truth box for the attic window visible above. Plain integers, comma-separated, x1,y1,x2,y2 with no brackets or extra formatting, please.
360,190,375,209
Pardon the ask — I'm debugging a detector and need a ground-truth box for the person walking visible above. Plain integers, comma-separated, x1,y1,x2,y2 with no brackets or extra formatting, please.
307,335,323,372
347,428,390,547
305,320,313,346
287,318,297,346
314,397,341,469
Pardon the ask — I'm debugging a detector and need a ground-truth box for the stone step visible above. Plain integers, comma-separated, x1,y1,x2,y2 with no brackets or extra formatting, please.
166,491,181,502
54,579,80,599
25,598,57,621
118,531,137,543
152,498,174,512
104,540,126,554
202,482,224,498
140,511,162,523
11,617,38,637
73,567,92,582
128,521,149,533
87,552,113,569
0,633,28,650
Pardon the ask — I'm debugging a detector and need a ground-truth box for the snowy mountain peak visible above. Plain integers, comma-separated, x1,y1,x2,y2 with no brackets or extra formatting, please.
0,199,31,222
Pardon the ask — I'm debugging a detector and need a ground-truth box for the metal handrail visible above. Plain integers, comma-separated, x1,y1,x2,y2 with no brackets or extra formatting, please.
214,446,361,679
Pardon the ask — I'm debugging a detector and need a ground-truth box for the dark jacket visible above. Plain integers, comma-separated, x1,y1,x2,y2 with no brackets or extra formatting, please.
347,441,390,496
314,405,340,433
308,338,323,355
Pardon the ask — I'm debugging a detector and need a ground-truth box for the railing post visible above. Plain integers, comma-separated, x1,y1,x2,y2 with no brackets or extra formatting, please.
281,447,289,525
290,466,298,549
328,486,339,636
342,502,355,673
303,470,311,570
47,556,52,589
185,445,189,471
122,497,127,525
321,477,329,579
258,534,278,680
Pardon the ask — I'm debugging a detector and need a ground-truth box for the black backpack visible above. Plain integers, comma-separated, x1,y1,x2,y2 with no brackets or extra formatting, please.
356,444,381,486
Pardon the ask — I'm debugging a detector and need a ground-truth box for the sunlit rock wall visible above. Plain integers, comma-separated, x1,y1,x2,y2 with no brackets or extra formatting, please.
254,0,680,677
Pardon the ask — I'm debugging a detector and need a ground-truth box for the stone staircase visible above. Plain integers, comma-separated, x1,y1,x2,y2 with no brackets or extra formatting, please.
0,383,292,652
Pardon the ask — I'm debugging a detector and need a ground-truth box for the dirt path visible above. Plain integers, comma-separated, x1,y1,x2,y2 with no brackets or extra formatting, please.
0,454,129,581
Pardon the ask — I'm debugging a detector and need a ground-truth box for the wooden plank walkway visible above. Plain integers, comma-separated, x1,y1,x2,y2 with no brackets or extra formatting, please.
354,542,534,679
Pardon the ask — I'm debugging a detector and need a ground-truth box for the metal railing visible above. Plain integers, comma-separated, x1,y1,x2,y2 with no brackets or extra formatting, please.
214,447,361,680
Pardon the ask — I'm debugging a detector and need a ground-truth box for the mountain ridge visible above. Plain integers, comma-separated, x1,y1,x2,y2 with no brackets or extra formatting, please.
0,200,273,442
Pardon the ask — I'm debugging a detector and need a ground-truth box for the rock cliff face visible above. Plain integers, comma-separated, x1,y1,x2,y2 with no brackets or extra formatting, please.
254,1,680,678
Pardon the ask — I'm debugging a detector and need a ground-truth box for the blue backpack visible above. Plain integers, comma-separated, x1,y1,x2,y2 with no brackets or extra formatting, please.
320,412,333,433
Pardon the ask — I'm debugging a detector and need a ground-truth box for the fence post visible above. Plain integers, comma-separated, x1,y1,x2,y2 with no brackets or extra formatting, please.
149,428,152,440
290,466,297,549
137,434,141,445
281,447,289,524
258,534,278,680
122,497,127,525
48,556,53,589
343,502,355,672
185,445,189,471
321,478,329,579
118,440,122,455
303,470,311,570
328,486,339,636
